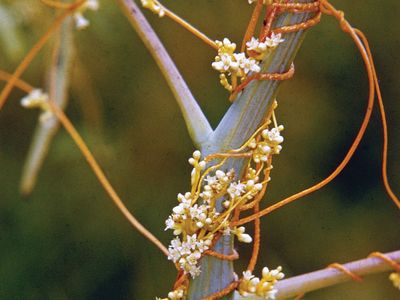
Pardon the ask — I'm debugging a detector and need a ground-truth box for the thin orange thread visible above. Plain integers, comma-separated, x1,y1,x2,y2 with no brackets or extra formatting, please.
353,29,400,209
241,0,265,52
246,202,260,272
272,12,321,34
233,0,384,227
327,263,363,282
202,281,240,300
0,71,34,93
205,249,239,261
232,0,321,100
273,2,320,12
229,63,295,101
294,293,305,300
369,252,400,272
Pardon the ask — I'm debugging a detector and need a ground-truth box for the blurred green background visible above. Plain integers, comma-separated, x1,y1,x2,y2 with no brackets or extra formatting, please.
0,0,399,299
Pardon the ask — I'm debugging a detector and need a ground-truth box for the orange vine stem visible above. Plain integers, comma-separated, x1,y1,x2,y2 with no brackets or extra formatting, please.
234,0,384,227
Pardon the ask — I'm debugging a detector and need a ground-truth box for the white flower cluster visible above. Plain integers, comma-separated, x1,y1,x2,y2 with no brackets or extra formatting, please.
74,0,99,30
167,234,213,278
239,267,285,299
165,150,268,279
156,287,185,300
165,192,219,235
21,89,49,109
188,150,206,185
201,169,235,202
20,89,52,123
165,111,283,280
246,33,285,59
212,38,261,92
141,0,165,17
249,125,284,163
389,272,400,290
223,178,263,209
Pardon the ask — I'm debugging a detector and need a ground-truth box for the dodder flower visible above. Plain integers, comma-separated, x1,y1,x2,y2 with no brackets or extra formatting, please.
239,266,285,299
212,38,260,91
20,89,52,122
74,0,99,30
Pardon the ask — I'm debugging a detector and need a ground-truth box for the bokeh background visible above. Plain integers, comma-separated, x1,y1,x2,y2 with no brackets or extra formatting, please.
0,0,399,299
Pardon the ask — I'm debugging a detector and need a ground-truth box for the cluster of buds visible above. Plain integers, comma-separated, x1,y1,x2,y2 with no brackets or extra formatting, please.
211,32,284,92
161,100,285,298
140,0,165,17
188,150,206,185
238,267,285,299
73,0,99,30
249,125,284,163
165,192,219,236
230,226,253,243
200,169,235,203
20,89,52,122
223,178,264,209
165,106,285,278
212,38,261,92
246,33,285,60
156,286,185,300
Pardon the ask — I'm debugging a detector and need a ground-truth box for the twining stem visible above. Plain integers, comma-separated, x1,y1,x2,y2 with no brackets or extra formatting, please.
353,29,400,209
117,0,213,147
232,250,400,299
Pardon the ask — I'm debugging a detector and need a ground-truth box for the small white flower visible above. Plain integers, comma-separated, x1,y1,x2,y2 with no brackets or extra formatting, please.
165,217,175,231
232,226,253,243
265,32,285,48
73,0,99,30
192,150,201,160
235,54,261,74
21,89,53,122
239,266,285,299
74,13,89,30
166,286,185,300
21,89,48,109
246,37,268,53
228,181,246,199
212,53,237,72
215,38,237,54
243,270,254,281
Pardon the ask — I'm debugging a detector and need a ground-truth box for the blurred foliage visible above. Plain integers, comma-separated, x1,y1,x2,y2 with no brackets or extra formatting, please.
0,0,399,299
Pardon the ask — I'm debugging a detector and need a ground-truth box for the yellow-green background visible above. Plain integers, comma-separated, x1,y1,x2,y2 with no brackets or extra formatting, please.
0,0,399,299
